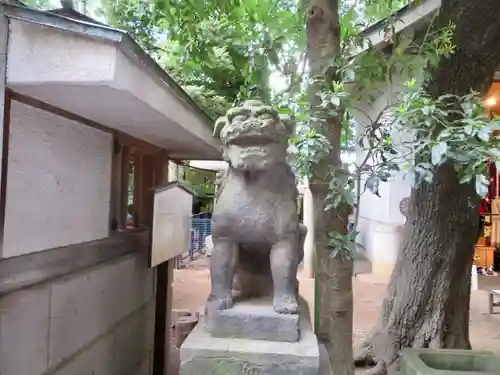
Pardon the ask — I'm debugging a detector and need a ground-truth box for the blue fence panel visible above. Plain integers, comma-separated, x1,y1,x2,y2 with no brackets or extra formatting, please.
189,213,212,259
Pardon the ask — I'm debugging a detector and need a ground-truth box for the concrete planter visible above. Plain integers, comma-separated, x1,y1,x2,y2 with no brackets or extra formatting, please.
401,348,500,375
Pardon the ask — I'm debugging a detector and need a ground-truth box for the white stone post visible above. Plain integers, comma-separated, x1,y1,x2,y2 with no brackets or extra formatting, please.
302,183,315,278
168,161,179,182
471,265,479,291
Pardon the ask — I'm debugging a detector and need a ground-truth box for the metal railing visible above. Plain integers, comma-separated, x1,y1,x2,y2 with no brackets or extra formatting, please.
189,213,212,260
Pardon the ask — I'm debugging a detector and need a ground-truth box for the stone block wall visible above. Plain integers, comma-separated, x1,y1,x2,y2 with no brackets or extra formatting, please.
0,252,156,375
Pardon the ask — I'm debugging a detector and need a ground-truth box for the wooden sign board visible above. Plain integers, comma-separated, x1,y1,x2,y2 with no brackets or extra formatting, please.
149,182,195,268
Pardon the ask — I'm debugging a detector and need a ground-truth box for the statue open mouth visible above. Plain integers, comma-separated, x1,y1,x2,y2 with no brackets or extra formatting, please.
226,133,277,147
226,143,286,171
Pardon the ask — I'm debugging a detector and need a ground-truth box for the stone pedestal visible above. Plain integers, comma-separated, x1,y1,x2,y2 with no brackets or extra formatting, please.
184,101,333,375
206,298,300,342
180,299,324,375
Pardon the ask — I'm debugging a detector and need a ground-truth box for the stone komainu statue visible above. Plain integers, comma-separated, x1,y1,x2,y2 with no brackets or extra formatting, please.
207,100,306,315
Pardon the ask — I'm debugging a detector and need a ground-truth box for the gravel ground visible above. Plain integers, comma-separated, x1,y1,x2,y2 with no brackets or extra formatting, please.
168,256,500,374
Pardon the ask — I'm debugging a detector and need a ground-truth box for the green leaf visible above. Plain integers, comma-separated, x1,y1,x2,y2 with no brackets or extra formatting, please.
406,77,417,88
477,127,492,142
365,174,381,197
475,175,489,197
342,190,355,207
431,142,448,165
407,171,417,188
459,174,472,184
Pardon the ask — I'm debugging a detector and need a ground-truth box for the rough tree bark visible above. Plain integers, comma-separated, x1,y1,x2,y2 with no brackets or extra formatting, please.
355,1,500,374
307,1,354,374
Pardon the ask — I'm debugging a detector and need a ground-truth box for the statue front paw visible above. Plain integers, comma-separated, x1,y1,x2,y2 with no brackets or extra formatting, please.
207,293,234,312
273,294,299,315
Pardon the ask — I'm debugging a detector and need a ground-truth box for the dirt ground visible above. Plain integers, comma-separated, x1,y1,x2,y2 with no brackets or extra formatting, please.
169,255,500,373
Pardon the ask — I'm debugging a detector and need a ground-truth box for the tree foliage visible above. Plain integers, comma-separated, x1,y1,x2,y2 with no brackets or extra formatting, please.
100,0,309,118
287,6,500,260
97,0,418,121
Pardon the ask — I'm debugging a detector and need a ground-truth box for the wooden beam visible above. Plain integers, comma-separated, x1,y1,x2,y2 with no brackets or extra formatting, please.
142,154,156,228
153,261,171,375
117,133,163,156
132,153,144,227
118,146,130,231
148,152,169,269
153,151,168,187
109,137,122,231
152,155,174,375
0,89,10,257
0,12,8,258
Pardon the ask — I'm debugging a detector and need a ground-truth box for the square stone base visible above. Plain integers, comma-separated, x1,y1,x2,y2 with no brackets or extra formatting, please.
206,298,300,342
180,307,320,375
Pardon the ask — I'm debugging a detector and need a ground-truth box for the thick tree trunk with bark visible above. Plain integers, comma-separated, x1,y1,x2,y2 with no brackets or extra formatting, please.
307,1,354,374
356,1,500,374
356,163,479,374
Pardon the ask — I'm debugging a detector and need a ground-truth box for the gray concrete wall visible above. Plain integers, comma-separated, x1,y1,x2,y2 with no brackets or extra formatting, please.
0,252,156,375
352,53,425,278
4,101,112,258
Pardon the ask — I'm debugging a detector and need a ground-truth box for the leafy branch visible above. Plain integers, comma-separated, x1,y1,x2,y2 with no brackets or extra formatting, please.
287,10,471,260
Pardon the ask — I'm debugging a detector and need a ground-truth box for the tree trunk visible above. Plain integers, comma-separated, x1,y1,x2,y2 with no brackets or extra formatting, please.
356,163,479,375
356,1,500,374
306,1,354,374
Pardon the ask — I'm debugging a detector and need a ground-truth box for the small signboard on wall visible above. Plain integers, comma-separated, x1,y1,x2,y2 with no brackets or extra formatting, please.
149,182,195,268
